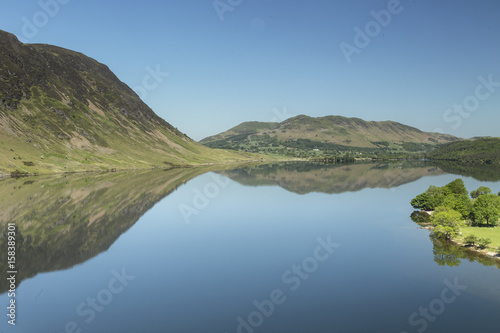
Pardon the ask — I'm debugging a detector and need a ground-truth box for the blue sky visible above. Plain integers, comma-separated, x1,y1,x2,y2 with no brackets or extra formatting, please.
1,0,499,140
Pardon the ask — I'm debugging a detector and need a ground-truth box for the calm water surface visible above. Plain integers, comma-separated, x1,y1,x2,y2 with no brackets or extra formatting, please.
1,162,499,333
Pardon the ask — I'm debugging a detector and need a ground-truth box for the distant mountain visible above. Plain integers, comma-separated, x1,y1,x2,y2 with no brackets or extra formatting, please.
0,30,250,175
427,137,500,165
200,115,460,153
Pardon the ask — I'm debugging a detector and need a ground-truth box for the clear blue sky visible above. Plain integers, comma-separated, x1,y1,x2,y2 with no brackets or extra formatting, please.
1,0,499,140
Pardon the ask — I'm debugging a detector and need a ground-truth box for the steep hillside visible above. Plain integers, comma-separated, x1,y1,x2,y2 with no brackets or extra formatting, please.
201,115,460,156
0,30,251,175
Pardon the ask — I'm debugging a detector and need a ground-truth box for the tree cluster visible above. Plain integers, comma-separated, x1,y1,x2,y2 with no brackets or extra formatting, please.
410,179,500,239
428,138,500,165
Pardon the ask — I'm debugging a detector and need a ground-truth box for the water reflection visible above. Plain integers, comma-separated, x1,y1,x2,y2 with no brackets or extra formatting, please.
431,161,500,181
219,161,444,194
0,166,225,293
1,160,498,295
410,210,500,269
430,234,500,269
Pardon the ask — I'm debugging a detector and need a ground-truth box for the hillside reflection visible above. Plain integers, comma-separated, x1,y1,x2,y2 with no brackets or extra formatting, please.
0,166,223,293
219,161,445,194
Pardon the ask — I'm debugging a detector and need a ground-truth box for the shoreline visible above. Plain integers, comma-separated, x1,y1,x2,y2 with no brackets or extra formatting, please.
419,224,500,261
0,158,302,179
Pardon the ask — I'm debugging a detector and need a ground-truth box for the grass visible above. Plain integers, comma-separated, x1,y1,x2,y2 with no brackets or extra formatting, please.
458,226,500,253
0,93,271,175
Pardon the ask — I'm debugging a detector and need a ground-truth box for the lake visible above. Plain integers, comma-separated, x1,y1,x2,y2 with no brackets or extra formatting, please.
1,162,500,333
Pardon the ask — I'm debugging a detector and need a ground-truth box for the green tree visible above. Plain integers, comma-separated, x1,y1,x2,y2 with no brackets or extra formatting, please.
471,194,500,226
411,193,432,211
431,206,464,239
443,179,468,196
410,185,445,211
471,186,492,199
442,193,472,219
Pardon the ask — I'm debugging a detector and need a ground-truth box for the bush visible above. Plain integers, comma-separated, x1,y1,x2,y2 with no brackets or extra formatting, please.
477,237,492,250
463,234,478,246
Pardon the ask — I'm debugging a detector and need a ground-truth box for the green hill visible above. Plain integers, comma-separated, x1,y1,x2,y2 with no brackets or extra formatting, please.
427,137,500,165
0,30,253,175
200,115,460,156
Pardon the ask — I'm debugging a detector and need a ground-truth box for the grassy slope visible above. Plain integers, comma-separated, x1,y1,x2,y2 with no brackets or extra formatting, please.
0,30,257,175
201,115,460,149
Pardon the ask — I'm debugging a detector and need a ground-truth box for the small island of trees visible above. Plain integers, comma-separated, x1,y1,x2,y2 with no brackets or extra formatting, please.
410,179,500,255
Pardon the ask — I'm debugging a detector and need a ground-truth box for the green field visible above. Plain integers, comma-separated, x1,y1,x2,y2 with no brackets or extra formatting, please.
459,226,500,251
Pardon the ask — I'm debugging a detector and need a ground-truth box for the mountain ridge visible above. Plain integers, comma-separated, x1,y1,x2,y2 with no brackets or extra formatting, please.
200,114,460,153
